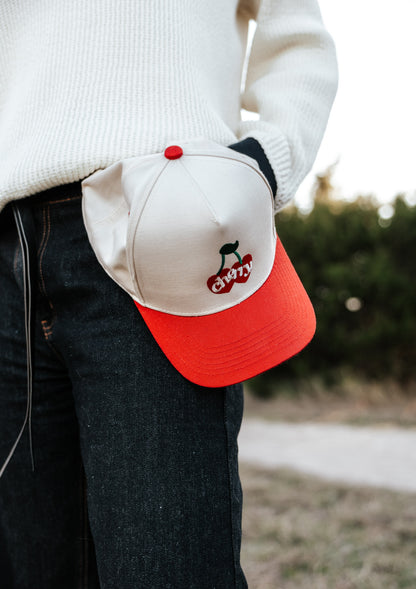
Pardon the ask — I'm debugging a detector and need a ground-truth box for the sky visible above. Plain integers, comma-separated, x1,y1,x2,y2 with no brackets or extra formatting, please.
243,0,416,212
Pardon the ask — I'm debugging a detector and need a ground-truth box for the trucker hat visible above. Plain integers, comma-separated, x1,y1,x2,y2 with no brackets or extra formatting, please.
81,136,316,387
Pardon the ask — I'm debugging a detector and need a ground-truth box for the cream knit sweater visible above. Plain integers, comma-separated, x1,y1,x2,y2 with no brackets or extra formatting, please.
0,0,338,214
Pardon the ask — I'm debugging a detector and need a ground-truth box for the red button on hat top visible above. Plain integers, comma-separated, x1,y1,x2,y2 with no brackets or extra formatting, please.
164,145,183,160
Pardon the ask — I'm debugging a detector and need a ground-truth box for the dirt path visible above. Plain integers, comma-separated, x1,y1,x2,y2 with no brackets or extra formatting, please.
238,418,416,493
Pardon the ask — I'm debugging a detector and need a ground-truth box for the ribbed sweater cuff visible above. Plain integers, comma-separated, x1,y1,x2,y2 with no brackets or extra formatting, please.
237,126,293,214
227,137,277,199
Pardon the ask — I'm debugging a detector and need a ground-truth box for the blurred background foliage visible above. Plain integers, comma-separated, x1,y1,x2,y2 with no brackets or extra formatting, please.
248,165,416,398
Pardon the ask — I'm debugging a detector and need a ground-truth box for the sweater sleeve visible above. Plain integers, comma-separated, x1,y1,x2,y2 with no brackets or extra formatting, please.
235,0,339,213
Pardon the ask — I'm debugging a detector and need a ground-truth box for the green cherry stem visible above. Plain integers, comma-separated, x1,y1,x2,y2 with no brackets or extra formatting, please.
217,254,226,275
234,251,243,264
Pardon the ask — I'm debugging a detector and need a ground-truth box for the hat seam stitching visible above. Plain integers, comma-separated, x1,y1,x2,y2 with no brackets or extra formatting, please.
178,159,220,224
127,160,170,304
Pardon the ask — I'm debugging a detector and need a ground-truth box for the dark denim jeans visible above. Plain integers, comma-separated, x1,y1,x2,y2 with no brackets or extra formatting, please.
0,183,248,589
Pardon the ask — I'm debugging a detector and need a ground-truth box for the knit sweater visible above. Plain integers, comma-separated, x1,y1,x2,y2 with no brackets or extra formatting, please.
0,0,338,215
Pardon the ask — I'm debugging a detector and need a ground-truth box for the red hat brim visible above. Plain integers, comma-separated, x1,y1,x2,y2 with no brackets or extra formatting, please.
134,235,316,387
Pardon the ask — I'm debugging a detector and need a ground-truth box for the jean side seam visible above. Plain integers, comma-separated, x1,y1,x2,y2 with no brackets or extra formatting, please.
223,388,238,588
38,204,57,339
78,462,89,589
37,205,48,257
83,468,89,589
38,205,51,299
79,461,84,589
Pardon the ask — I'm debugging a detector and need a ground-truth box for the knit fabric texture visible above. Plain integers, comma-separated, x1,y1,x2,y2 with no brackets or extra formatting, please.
0,0,338,214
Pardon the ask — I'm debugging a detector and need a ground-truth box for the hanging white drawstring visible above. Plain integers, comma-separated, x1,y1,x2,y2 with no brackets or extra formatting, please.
0,204,35,479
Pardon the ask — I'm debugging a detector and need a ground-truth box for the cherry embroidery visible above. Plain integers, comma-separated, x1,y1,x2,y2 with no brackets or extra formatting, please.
207,241,253,294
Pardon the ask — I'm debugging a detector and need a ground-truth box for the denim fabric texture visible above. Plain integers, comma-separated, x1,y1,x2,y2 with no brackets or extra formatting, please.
0,184,248,589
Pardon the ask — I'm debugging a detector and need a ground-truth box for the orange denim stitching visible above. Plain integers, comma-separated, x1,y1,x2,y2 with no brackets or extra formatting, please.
41,319,52,340
48,195,82,205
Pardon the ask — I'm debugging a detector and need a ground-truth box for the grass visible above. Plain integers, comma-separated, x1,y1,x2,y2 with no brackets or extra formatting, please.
240,379,416,587
239,463,416,588
243,378,416,428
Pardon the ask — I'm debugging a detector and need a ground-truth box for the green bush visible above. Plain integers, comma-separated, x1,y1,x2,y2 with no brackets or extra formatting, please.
248,191,416,396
